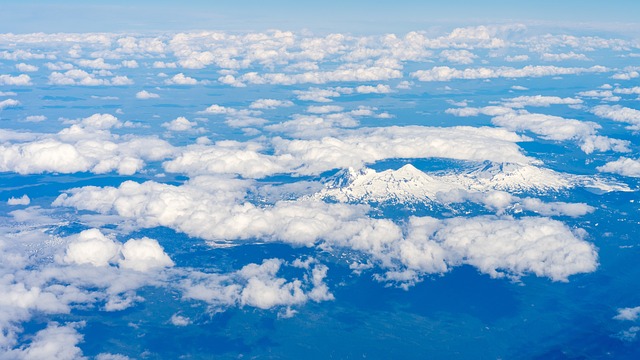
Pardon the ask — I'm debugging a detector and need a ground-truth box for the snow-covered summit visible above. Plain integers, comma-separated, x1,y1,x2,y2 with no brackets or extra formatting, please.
319,164,457,203
314,161,630,205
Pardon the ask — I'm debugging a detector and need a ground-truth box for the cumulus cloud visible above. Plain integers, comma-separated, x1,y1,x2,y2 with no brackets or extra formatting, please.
0,113,175,175
7,195,30,206
592,105,640,129
354,84,392,94
135,90,160,99
500,95,583,108
182,258,333,311
48,70,133,86
162,117,197,131
24,115,47,122
118,238,174,272
597,157,640,177
164,73,200,85
447,106,629,153
63,229,120,267
439,49,477,64
0,99,20,110
2,322,85,360
411,65,608,82
249,98,294,109
540,52,590,61
615,306,640,321
0,74,32,86
15,63,38,72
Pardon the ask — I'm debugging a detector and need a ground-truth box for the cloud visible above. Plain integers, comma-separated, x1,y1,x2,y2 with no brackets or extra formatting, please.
411,65,608,81
307,105,344,114
448,106,629,153
354,84,392,94
614,306,640,321
76,58,120,70
591,105,640,129
3,322,85,360
24,115,47,122
439,49,478,64
48,70,133,86
164,73,200,85
169,314,191,326
405,216,597,282
162,117,197,131
505,55,529,62
121,60,139,68
118,238,174,272
500,95,583,108
0,114,175,175
597,157,640,177
62,229,120,267
294,87,342,102
0,74,32,86
540,52,591,61
182,258,333,311
0,99,20,110
249,98,294,109
7,195,30,206
15,63,38,72
135,90,160,99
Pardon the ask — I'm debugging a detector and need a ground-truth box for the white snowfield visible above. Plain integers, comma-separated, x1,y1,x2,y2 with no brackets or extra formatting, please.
314,162,631,204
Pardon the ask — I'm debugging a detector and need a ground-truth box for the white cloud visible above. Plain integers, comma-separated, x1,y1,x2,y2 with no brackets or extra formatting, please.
118,238,174,272
15,63,38,72
500,95,583,108
170,314,191,326
440,49,477,64
614,306,640,321
152,61,177,68
121,60,139,68
24,115,47,122
0,74,32,86
164,73,199,85
48,70,133,86
249,98,294,109
3,322,85,360
611,71,639,80
162,116,197,131
62,229,120,267
405,216,597,282
597,157,640,177
510,85,528,90
135,90,160,99
354,84,392,94
411,65,608,82
7,195,30,206
0,99,20,110
540,52,590,61
293,87,341,102
448,106,629,153
182,258,333,310
505,55,529,62
0,114,175,175
592,105,640,129
76,58,120,70
307,105,344,114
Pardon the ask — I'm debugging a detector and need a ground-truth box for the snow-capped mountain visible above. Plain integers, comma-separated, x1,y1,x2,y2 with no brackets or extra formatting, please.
318,164,457,204
314,162,630,205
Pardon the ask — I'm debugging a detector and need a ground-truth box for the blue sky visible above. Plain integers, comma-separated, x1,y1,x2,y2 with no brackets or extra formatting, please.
2,0,640,34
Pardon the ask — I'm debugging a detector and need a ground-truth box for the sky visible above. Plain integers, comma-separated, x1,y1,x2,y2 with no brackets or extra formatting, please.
2,0,640,34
